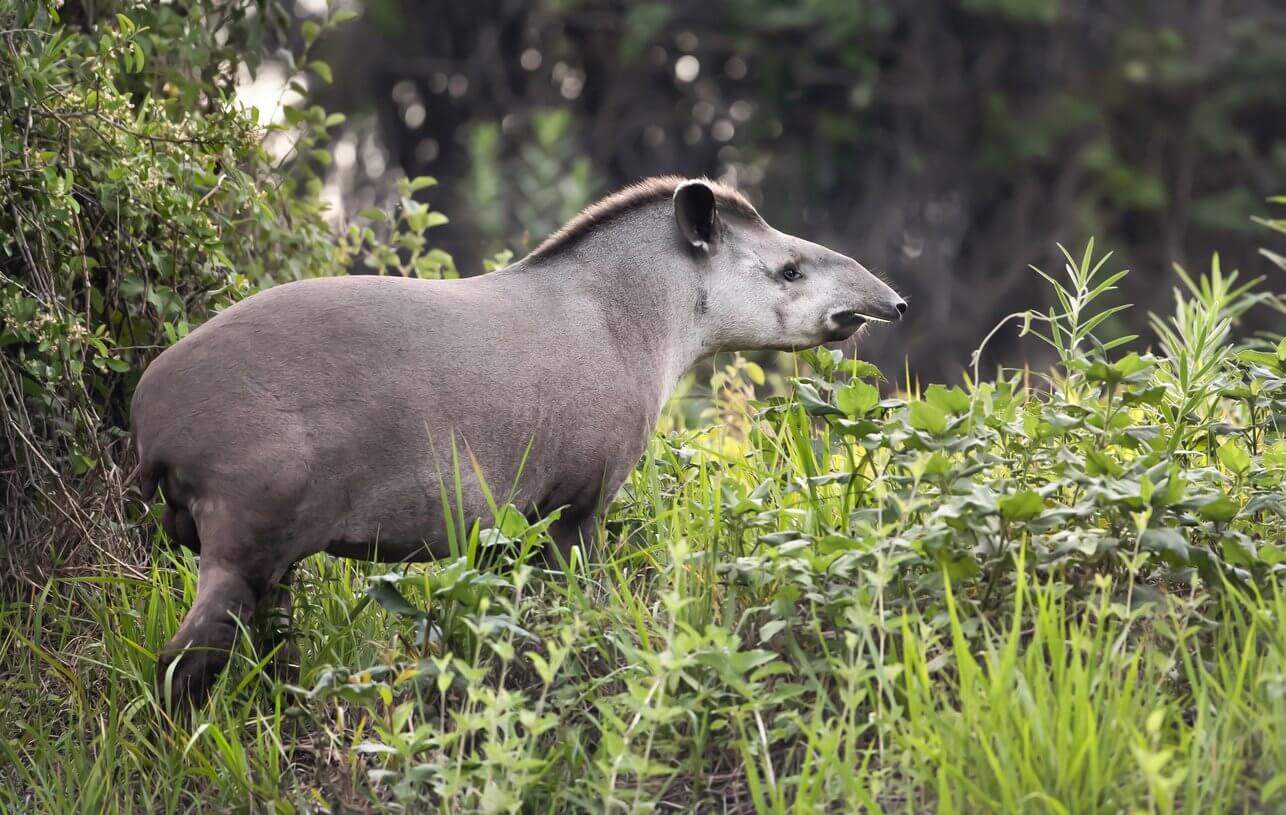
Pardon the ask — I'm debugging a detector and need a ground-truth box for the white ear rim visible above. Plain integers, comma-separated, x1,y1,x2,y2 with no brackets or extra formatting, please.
673,179,716,252
673,178,711,195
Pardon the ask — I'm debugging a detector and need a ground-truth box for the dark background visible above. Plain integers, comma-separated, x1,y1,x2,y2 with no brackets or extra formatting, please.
294,0,1285,379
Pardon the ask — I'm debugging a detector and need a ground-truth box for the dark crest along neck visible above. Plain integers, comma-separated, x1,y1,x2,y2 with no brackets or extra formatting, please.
524,176,761,264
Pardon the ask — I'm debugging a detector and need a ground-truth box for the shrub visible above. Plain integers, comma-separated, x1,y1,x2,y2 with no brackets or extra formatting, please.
0,1,451,581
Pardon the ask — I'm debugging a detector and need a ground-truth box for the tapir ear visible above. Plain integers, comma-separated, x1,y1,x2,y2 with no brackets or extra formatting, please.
673,179,718,252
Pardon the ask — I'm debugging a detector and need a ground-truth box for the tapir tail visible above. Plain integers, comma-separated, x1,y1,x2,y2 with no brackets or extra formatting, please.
128,456,160,500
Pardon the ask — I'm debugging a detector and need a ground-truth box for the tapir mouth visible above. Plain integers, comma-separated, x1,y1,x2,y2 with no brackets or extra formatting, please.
824,310,869,341
823,303,906,342
830,309,870,329
823,318,867,343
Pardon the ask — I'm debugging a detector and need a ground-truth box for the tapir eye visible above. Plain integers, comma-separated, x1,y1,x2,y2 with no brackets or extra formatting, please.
781,262,803,282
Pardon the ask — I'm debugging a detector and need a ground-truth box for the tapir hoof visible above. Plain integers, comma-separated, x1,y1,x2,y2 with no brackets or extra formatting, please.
157,645,230,708
156,612,241,709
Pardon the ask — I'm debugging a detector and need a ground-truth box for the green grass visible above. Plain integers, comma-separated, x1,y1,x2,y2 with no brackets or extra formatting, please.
2,251,1284,813
2,536,1283,812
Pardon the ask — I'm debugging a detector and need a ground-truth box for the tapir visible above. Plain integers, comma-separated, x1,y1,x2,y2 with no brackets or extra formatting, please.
130,176,906,703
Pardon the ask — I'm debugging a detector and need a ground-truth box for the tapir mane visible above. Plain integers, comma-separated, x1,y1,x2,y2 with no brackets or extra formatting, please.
526,175,763,262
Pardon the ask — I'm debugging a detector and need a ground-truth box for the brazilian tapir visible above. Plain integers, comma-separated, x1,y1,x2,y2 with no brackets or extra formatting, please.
131,176,906,703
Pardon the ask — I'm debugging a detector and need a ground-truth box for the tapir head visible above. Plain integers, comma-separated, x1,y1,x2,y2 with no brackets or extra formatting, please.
672,179,906,352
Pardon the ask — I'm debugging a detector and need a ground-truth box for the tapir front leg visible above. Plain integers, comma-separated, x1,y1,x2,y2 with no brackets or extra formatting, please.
545,514,599,567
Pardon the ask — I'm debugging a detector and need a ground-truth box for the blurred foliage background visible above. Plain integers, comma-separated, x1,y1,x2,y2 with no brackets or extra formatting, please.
301,0,1286,379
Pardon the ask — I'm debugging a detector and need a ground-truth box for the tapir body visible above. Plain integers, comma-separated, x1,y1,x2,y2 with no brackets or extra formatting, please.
132,176,906,702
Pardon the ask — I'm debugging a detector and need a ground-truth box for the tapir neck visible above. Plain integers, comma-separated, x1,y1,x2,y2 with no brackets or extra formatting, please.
512,211,709,394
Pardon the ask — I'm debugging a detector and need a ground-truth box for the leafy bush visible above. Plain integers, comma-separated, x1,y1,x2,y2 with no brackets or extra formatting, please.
0,1,453,578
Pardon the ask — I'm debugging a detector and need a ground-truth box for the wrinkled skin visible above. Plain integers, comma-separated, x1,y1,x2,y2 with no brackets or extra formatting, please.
131,176,905,706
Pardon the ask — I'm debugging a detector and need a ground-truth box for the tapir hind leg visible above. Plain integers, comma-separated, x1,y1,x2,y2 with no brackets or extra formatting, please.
156,507,296,707
157,559,261,706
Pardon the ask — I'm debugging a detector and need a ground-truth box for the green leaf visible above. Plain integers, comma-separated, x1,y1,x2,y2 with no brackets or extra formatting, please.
1198,495,1240,523
1083,444,1124,477
301,20,321,46
1121,386,1166,406
841,359,883,380
998,490,1045,521
1140,527,1191,567
1236,350,1279,370
1221,534,1256,567
925,384,971,414
794,382,841,416
758,619,787,644
908,401,948,435
923,452,952,477
1216,441,1251,475
366,577,428,619
311,60,333,84
837,380,879,417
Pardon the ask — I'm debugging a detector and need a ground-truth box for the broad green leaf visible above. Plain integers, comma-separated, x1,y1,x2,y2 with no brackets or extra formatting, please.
837,380,879,417
998,490,1045,521
1198,495,1240,523
925,384,971,414
909,401,948,435
366,578,428,619
1221,534,1256,567
1140,527,1190,567
1083,445,1124,477
301,20,321,46
1216,441,1251,475
1236,349,1280,369
842,359,884,380
794,382,841,416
